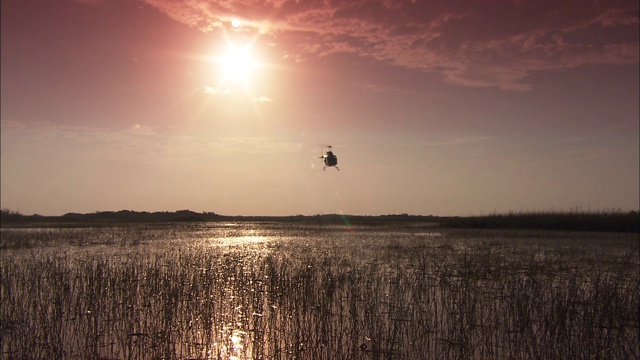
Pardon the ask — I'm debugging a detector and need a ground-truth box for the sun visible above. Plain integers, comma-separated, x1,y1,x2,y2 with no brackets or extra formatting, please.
214,42,258,87
220,46,255,81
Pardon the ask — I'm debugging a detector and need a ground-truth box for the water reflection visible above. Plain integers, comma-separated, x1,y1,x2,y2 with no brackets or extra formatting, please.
224,236,269,245
202,235,272,250
229,329,247,359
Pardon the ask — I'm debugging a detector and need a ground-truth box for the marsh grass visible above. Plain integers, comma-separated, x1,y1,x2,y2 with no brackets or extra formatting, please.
441,209,640,232
1,223,638,359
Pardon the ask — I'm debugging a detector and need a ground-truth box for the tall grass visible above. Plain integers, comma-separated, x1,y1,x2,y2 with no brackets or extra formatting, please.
1,223,638,359
440,209,640,232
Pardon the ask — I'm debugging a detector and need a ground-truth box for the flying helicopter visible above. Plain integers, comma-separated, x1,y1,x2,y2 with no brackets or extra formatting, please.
320,145,340,170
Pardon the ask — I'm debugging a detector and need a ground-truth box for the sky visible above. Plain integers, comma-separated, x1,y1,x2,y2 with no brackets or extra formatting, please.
1,0,638,217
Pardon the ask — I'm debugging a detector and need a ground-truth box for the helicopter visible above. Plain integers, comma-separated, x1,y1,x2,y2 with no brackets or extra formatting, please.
320,145,340,171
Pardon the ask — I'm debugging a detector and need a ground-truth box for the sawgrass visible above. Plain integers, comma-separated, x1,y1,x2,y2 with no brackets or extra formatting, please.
440,209,639,232
1,223,638,359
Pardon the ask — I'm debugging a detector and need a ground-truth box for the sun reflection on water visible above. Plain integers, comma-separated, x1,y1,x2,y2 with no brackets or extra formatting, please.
230,329,246,354
217,235,271,247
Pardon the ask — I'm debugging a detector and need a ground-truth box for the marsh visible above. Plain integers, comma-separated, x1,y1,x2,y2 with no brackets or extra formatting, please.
1,221,638,359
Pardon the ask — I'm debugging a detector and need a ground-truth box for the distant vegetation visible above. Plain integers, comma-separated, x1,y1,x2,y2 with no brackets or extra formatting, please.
1,209,221,223
440,209,639,233
0,209,435,225
2,208,638,232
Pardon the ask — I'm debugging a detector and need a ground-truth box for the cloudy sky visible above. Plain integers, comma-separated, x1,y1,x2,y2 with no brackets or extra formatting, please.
1,0,638,216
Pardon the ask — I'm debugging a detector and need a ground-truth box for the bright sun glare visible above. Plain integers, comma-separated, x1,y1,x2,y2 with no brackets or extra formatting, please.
215,43,257,86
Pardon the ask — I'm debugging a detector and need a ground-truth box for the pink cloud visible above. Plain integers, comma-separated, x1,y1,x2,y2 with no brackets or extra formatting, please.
142,0,639,90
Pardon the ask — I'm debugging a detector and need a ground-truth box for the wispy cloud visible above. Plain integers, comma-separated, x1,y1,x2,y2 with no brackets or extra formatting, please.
204,86,231,95
0,121,298,164
142,0,638,91
254,95,273,102
398,135,494,148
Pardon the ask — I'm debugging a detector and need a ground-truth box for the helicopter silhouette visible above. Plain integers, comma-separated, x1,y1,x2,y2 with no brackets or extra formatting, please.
320,146,340,170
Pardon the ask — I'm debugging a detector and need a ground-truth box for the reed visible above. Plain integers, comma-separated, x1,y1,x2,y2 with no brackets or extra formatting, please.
1,224,638,359
440,209,640,232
